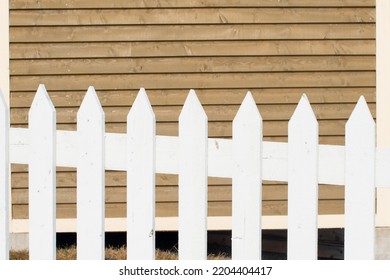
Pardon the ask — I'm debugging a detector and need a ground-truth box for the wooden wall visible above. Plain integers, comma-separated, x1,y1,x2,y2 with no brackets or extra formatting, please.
9,0,376,220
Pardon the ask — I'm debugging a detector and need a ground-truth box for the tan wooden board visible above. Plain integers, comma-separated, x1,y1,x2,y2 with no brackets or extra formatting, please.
10,40,375,59
11,184,344,204
10,56,375,75
12,199,344,219
10,72,375,91
7,123,345,145
10,103,375,124
10,0,376,9
33,119,349,137
10,88,376,108
263,136,345,145
10,24,375,43
10,8,375,26
11,172,233,188
11,165,84,173
151,120,351,137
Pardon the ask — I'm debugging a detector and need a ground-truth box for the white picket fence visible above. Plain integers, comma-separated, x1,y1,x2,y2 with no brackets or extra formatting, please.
0,85,389,260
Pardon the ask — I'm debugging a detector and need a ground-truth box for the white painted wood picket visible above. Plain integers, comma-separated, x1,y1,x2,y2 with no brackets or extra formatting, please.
232,92,262,260
28,85,56,260
345,97,376,260
0,89,9,260
179,91,208,260
127,88,156,260
287,95,318,260
0,85,387,260
77,87,105,260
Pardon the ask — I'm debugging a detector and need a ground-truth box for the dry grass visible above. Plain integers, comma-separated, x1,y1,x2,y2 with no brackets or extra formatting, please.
10,246,229,260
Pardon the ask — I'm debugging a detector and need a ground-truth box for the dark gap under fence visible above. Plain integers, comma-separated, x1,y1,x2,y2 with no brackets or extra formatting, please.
55,229,344,260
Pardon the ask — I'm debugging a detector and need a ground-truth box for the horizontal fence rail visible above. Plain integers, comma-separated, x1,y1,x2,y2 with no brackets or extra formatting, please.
1,85,389,260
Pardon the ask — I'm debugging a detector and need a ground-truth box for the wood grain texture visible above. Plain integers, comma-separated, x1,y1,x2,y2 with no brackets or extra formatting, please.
9,118,363,138
11,88,375,108
10,8,374,26
11,184,345,203
12,199,345,219
10,40,375,59
10,0,376,9
10,24,375,43
10,56,375,75
10,72,375,91
10,102,376,124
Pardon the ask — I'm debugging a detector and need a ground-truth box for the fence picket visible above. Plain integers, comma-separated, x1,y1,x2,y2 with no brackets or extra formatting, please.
3,84,389,260
178,90,208,260
232,92,262,260
287,95,318,260
345,96,376,260
28,85,56,260
0,90,9,260
127,88,156,260
77,86,105,260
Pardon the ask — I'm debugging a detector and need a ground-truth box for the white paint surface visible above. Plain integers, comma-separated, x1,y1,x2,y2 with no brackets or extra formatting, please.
0,90,9,260
127,89,156,260
8,129,390,188
287,95,318,260
28,85,56,260
345,97,376,260
77,87,105,260
232,92,262,260
178,90,208,260
10,215,346,233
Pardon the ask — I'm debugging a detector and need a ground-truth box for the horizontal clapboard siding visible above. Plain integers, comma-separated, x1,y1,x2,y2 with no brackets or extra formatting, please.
10,24,375,42
9,0,376,219
10,8,375,25
10,88,377,107
12,200,346,219
10,56,376,75
10,40,375,58
10,0,375,8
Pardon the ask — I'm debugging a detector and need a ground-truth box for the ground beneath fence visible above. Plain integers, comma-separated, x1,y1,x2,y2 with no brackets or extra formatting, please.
10,229,344,260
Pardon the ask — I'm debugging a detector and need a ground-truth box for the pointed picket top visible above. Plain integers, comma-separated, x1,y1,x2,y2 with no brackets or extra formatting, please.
345,95,375,260
78,86,104,120
29,84,55,117
179,89,207,122
346,96,375,129
0,89,9,260
290,94,317,125
127,88,155,122
234,91,262,124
